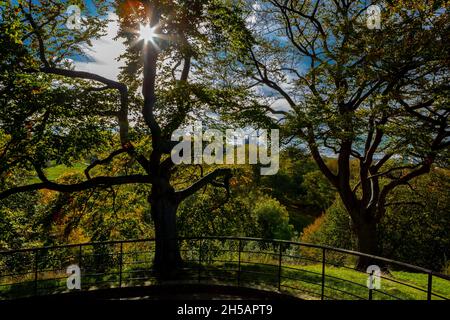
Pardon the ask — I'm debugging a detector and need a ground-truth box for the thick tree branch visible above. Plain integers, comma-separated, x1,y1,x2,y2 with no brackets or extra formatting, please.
175,168,232,202
22,4,148,169
84,148,129,179
40,67,127,93
36,67,151,172
0,175,151,201
142,10,163,141
306,134,338,187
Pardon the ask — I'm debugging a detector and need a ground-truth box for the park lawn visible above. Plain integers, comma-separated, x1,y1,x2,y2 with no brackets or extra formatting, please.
391,270,450,299
204,261,450,301
44,163,87,180
276,264,449,300
28,162,87,183
279,264,438,300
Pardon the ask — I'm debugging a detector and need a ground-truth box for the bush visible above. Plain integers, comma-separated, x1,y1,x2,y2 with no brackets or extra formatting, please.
379,169,450,271
301,199,355,251
252,196,295,241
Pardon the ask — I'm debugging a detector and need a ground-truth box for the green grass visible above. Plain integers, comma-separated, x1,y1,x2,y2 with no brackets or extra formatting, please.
45,163,87,180
28,162,87,183
278,264,434,300
199,260,450,300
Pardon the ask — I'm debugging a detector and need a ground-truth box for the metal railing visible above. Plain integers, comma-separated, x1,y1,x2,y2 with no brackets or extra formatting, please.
0,236,449,301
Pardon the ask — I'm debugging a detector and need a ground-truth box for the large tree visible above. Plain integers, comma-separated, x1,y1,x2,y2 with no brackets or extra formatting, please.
212,0,449,268
0,0,239,277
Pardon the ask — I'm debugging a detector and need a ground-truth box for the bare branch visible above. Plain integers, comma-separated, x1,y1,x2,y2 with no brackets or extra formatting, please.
84,149,129,180
175,168,232,202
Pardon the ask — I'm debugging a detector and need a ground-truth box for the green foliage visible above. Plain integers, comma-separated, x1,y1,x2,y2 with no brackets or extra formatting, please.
206,0,449,265
43,170,153,244
301,199,355,251
303,168,450,272
379,169,450,271
0,192,42,250
262,161,335,213
258,152,335,231
177,189,258,238
176,168,296,242
0,1,449,282
0,157,152,250
301,170,336,210
252,195,295,241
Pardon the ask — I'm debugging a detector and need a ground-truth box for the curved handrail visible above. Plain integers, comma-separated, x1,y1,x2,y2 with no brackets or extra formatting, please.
0,236,449,300
1,236,448,279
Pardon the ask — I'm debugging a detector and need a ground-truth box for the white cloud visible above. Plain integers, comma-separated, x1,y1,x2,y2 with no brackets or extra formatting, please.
271,99,292,113
73,13,125,81
246,2,261,27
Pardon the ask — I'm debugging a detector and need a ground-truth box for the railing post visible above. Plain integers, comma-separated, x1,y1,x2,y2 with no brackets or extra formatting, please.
78,245,82,267
237,240,242,286
198,240,202,283
427,272,433,301
34,250,39,296
368,269,374,300
149,239,154,270
78,245,83,290
321,247,326,300
277,243,283,291
119,242,123,288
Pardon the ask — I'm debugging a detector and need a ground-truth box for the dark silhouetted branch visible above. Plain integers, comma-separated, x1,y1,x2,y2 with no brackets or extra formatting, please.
0,175,151,201
175,168,232,202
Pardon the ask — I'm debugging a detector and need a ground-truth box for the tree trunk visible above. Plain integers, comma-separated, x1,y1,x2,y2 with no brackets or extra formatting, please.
354,215,381,271
149,178,182,279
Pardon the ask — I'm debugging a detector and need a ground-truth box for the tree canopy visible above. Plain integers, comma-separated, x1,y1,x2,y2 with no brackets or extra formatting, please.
0,0,449,272
202,0,449,267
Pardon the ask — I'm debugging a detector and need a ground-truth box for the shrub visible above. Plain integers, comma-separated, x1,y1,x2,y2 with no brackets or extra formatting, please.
252,196,295,241
300,199,355,250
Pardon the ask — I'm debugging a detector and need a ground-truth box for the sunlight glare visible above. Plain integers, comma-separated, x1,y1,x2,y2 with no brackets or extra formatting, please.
139,24,157,42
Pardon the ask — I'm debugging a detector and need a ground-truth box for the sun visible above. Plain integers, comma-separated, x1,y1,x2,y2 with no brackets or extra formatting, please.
139,24,157,42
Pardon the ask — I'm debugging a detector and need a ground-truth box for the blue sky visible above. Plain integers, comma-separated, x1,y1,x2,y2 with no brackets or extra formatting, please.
6,0,121,79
